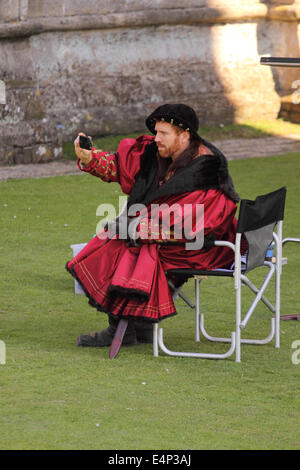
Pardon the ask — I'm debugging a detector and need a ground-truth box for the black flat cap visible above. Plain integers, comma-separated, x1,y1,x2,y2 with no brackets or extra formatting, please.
145,103,199,136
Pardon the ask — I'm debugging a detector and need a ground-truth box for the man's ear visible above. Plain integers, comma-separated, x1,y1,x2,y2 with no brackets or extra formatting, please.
181,131,190,146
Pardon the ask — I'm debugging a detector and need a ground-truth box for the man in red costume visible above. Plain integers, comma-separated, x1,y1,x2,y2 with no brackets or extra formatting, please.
66,104,241,353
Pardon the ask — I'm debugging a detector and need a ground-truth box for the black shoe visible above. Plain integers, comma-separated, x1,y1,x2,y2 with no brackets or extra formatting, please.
77,316,137,347
134,321,153,344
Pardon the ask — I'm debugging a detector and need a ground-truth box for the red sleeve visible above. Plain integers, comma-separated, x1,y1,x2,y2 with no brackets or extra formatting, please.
77,135,155,194
116,135,154,194
77,150,118,182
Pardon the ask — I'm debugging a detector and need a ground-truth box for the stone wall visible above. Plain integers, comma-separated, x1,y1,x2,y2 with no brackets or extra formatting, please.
1,0,300,165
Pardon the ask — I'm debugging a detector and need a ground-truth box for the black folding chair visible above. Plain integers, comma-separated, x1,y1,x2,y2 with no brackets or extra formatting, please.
153,187,287,362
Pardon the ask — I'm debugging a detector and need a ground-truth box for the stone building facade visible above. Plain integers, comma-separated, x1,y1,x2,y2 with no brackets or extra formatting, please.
1,0,300,165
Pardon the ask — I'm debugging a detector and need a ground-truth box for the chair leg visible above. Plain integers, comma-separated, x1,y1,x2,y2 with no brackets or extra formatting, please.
275,256,281,348
200,314,275,345
274,230,283,348
157,327,236,359
194,278,201,342
169,280,195,308
235,268,242,363
153,323,159,357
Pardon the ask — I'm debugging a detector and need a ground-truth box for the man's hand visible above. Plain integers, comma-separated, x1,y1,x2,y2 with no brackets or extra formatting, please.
74,133,92,165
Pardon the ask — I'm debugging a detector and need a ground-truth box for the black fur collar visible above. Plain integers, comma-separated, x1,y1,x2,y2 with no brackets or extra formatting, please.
127,139,240,209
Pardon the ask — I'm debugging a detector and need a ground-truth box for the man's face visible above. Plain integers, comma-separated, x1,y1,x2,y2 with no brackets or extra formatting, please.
154,121,189,160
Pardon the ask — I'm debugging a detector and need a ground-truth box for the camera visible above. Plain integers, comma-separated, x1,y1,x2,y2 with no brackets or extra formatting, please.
79,135,93,150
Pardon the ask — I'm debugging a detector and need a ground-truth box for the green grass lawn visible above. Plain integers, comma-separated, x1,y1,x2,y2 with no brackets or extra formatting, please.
0,147,300,450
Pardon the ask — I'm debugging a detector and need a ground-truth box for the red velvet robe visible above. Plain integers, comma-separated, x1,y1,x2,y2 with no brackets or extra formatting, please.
67,135,239,322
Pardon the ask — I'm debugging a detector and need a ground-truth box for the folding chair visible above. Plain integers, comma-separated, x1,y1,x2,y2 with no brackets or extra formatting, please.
153,187,287,362
283,238,300,247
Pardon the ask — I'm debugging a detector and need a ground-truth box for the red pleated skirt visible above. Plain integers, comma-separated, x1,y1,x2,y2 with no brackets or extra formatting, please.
66,235,176,322
66,227,237,322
